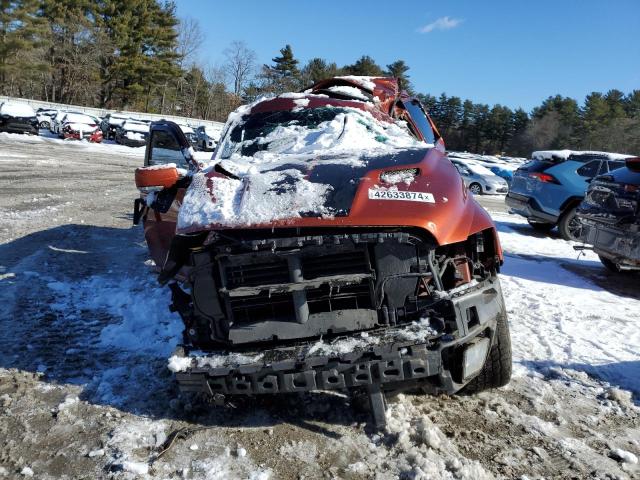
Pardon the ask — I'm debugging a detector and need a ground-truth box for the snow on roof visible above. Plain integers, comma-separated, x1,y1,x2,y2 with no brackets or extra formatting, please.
121,120,149,133
63,113,96,125
326,85,370,101
335,76,377,91
532,150,633,161
0,102,35,117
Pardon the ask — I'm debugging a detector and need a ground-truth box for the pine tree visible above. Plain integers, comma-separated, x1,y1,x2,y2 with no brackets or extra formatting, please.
300,57,340,86
0,0,47,95
271,44,299,78
386,60,411,92
95,0,180,109
343,55,384,76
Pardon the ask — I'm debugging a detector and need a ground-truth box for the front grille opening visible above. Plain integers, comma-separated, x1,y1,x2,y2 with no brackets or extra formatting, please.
307,281,372,313
302,250,370,279
225,260,289,288
229,292,294,324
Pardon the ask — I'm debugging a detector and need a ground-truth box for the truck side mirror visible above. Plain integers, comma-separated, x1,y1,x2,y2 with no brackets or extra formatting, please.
135,164,180,191
145,121,197,170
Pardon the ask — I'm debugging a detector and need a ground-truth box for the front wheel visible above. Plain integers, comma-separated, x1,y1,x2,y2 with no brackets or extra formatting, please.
527,219,555,232
463,310,512,393
558,206,582,241
469,183,483,195
39,121,50,129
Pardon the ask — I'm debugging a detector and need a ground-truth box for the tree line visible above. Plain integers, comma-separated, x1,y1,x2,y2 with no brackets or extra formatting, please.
1,1,638,155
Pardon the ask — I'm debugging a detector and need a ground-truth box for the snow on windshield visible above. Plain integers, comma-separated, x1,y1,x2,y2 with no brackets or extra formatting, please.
178,106,424,229
0,102,35,117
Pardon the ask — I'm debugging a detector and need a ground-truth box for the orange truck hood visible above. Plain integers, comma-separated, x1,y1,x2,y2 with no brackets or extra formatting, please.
176,147,496,248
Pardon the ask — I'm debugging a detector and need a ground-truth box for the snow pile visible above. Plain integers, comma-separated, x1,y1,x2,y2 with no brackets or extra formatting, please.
47,275,182,358
532,149,633,161
0,102,35,117
178,106,423,229
382,399,493,479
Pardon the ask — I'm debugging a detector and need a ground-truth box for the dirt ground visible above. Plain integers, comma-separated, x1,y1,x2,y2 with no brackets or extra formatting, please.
0,134,638,480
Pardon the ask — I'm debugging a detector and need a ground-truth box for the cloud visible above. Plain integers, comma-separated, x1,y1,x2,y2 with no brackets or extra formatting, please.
418,16,463,34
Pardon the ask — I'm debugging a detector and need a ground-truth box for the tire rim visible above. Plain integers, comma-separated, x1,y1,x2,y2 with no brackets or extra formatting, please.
566,213,583,240
470,184,481,194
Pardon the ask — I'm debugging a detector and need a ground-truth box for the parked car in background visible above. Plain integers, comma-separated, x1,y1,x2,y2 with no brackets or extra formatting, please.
576,156,640,272
50,110,86,135
0,102,38,135
115,119,150,147
36,108,58,129
59,113,103,142
450,158,509,195
506,150,630,240
100,113,129,140
178,124,198,149
488,165,514,184
195,125,219,151
132,76,512,427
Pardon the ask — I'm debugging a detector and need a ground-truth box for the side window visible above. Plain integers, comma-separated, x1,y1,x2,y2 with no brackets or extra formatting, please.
576,160,601,178
149,130,187,168
607,160,625,172
403,100,436,144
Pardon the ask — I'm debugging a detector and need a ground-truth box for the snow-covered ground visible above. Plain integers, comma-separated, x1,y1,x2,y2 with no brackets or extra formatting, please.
0,134,638,479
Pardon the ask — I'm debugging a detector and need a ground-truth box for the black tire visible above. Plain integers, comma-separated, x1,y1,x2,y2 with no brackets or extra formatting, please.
469,183,483,195
464,310,512,393
557,206,582,241
39,121,49,129
598,255,636,275
527,219,555,232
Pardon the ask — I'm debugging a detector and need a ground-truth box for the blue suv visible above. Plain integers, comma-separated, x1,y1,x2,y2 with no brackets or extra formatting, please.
505,151,627,240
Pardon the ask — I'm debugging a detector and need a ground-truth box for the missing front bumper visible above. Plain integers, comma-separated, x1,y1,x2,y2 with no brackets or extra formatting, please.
171,277,505,427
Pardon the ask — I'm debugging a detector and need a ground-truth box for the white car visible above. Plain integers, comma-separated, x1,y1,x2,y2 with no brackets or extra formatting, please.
450,158,509,195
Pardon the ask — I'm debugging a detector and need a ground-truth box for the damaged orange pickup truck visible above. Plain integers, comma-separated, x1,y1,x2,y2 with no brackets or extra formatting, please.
133,76,512,427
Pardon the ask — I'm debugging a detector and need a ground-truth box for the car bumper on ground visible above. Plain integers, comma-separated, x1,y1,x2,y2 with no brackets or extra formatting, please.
172,278,504,400
505,192,557,223
579,218,640,265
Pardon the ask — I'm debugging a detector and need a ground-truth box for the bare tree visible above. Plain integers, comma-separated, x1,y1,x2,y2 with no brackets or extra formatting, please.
177,17,204,68
223,41,256,96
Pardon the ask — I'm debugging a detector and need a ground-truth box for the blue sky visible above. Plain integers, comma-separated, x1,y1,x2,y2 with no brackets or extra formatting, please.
174,0,640,112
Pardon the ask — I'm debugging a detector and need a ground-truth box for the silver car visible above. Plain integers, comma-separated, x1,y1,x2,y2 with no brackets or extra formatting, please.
450,159,509,195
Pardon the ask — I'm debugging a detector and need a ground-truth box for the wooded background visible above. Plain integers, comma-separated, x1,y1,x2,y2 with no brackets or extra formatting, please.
1,0,638,156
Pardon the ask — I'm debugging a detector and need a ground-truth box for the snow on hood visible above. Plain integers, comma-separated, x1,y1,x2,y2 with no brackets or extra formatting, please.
177,105,427,230
532,149,634,161
0,102,35,117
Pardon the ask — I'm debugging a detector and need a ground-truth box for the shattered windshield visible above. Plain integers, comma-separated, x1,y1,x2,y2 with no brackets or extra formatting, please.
217,106,419,161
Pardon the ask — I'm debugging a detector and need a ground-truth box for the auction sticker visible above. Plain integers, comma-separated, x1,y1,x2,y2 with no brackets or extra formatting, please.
368,188,435,203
